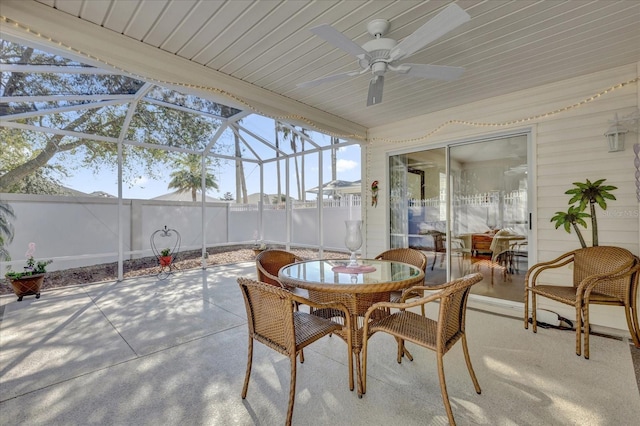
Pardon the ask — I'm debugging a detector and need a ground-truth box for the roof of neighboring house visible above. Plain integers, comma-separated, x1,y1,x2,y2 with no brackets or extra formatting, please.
151,191,218,202
307,180,361,196
246,193,297,204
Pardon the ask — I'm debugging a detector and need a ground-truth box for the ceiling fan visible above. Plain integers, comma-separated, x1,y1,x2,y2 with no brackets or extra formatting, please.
297,3,470,106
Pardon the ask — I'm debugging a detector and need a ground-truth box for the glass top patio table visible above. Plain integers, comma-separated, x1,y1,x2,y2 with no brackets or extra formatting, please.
278,259,424,293
279,259,425,397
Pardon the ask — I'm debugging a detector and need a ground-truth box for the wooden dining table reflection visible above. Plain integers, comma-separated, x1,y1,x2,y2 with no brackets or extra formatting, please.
279,258,425,397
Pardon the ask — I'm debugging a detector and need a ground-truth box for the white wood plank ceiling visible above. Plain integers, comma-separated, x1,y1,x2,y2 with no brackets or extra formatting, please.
23,0,640,129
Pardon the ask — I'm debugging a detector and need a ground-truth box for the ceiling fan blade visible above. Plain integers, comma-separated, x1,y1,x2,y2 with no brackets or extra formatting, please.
367,75,384,106
310,24,370,58
297,70,360,88
389,3,470,61
399,64,465,80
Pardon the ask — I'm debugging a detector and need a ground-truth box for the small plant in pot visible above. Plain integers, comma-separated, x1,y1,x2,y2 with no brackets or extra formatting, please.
5,254,53,302
159,248,172,267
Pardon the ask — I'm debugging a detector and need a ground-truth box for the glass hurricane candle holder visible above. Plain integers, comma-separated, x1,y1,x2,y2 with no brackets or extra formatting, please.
344,220,363,267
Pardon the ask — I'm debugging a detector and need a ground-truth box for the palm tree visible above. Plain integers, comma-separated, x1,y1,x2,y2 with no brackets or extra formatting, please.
565,178,617,246
167,154,218,202
234,132,248,203
550,205,590,248
0,198,16,260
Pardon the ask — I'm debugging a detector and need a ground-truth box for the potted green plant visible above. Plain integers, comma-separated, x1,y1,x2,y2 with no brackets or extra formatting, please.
5,255,53,301
159,248,172,267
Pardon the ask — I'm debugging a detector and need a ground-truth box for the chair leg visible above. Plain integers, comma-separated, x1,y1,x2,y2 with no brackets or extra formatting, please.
582,304,591,359
356,347,364,398
362,334,370,395
624,302,640,348
576,304,584,357
436,352,456,426
347,336,354,392
404,345,414,361
524,287,529,330
531,294,538,333
241,337,254,399
286,355,297,426
461,334,481,394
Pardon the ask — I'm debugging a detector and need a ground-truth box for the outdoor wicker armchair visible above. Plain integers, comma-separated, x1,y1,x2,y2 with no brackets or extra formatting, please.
524,246,640,359
375,248,428,315
238,278,353,426
360,273,484,426
255,249,303,288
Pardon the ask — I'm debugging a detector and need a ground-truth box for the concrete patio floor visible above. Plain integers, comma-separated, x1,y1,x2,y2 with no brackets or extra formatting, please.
1,262,639,425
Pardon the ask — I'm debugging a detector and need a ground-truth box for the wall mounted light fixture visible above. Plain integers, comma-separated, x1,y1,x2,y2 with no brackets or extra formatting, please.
605,109,639,152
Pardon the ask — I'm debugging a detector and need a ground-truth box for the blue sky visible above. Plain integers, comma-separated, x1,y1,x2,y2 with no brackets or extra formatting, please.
58,114,361,200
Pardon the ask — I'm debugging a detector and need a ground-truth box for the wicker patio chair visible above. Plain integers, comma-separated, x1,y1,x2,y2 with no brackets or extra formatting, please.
361,273,484,426
375,248,428,315
524,246,640,359
256,249,303,288
238,278,353,426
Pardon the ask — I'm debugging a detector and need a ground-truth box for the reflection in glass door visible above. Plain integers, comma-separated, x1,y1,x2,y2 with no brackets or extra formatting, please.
449,135,529,302
389,148,447,277
389,134,529,302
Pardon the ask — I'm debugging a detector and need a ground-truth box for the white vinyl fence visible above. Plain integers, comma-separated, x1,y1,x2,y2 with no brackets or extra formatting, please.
0,193,360,275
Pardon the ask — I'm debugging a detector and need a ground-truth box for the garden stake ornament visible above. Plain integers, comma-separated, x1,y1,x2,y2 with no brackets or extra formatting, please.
371,180,379,207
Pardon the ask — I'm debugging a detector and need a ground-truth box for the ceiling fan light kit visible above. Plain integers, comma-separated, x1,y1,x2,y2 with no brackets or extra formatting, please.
298,3,471,106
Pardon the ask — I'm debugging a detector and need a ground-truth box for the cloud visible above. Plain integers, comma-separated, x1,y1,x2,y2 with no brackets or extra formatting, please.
336,159,357,172
132,176,149,186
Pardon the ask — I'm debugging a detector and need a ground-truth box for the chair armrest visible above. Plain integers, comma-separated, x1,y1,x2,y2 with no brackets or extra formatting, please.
362,288,445,324
525,251,576,288
400,283,446,301
362,273,483,329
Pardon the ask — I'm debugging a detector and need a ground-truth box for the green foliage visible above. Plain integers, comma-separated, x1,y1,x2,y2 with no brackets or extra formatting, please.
564,178,617,246
565,178,617,210
0,40,229,194
161,248,171,257
0,199,15,261
5,256,53,279
167,154,218,201
272,194,287,203
551,206,590,248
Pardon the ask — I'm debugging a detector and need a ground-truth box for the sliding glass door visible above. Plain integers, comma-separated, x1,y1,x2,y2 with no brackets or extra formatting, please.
389,148,446,259
389,134,529,302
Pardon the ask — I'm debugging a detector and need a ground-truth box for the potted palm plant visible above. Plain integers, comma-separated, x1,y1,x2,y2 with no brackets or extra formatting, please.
5,255,53,301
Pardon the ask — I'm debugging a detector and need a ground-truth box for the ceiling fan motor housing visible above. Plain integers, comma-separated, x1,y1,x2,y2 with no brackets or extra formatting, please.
360,37,397,75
